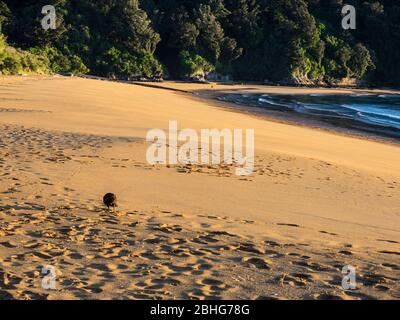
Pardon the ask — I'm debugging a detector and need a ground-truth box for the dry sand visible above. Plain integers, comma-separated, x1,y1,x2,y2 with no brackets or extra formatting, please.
0,75,399,300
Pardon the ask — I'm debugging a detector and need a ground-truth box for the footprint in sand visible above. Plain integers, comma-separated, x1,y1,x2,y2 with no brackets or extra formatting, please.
338,250,353,256
186,278,232,300
277,223,300,228
153,224,183,233
242,257,271,270
274,273,311,288
237,243,264,255
308,293,346,300
377,239,399,244
319,230,338,236
379,250,400,256
381,262,400,270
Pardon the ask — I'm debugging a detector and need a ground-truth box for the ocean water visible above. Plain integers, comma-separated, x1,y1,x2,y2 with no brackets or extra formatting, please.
218,93,400,140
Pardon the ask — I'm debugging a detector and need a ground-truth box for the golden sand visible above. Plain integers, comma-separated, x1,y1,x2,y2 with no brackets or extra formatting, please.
0,76,399,300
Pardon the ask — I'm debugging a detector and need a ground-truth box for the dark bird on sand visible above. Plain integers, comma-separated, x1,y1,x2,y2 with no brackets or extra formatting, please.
103,193,117,212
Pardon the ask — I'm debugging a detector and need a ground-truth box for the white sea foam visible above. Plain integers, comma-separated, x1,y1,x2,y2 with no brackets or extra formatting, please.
341,104,400,120
258,97,280,106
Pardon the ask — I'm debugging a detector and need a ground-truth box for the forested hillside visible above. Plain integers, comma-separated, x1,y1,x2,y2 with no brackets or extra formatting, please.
0,0,399,86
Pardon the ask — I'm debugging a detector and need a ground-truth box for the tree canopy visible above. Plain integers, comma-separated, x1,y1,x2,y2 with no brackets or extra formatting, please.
0,0,398,86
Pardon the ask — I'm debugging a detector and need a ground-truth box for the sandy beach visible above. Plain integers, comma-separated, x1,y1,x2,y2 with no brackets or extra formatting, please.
0,75,399,300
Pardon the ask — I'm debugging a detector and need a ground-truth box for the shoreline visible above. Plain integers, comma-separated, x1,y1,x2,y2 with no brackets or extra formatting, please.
3,75,399,146
131,80,400,147
194,91,400,147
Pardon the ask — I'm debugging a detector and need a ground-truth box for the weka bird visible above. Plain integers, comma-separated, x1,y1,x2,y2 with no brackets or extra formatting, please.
103,193,118,212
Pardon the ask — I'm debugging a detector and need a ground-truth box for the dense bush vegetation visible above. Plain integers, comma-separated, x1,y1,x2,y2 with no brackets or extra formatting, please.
0,34,49,75
178,50,215,80
0,0,399,86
